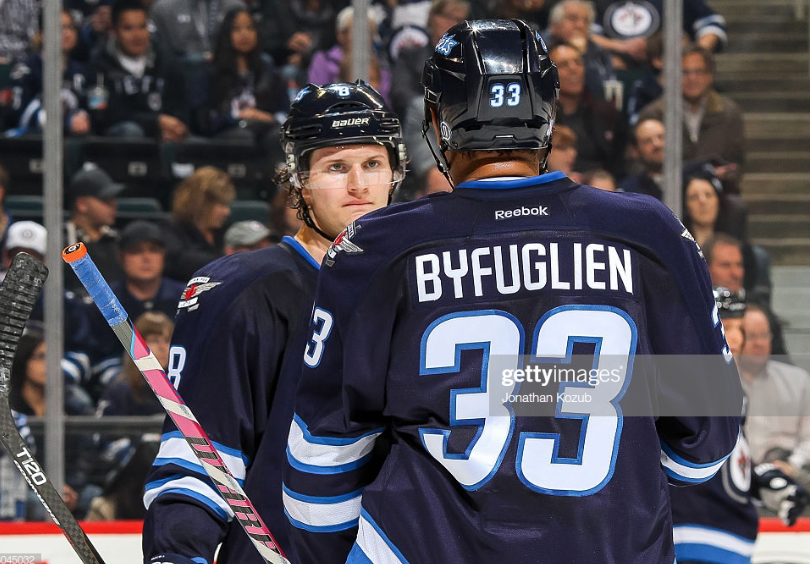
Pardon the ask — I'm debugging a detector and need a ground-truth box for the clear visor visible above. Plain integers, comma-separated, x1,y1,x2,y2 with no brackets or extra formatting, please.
295,146,397,190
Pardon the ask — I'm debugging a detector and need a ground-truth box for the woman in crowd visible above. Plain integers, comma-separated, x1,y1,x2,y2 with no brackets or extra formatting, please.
193,7,289,159
682,164,747,247
161,166,235,282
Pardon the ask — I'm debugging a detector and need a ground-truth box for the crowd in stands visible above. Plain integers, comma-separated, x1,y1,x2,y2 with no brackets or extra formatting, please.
0,0,806,525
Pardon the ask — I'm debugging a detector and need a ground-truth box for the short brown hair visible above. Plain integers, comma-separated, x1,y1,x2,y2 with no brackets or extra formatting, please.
171,166,235,226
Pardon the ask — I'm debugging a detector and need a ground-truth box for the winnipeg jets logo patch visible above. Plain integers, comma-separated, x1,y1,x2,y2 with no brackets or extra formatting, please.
435,33,459,56
324,223,363,267
178,276,222,312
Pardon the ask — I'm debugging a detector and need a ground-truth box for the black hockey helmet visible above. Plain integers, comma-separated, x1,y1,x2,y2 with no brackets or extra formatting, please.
713,286,746,319
280,80,407,191
422,19,559,173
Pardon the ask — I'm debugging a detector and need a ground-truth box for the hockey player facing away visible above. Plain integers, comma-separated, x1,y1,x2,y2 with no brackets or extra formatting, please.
141,80,406,564
282,20,743,564
671,287,810,564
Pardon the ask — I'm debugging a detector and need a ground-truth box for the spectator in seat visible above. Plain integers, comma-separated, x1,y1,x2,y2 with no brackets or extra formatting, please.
87,0,190,141
192,7,289,158
619,117,664,200
149,0,246,62
545,0,614,102
681,163,747,247
550,41,627,181
64,165,125,297
8,322,98,518
308,6,391,104
7,9,91,137
255,0,340,102
739,303,810,491
161,166,235,282
224,220,273,254
588,0,726,71
79,219,187,399
703,233,783,355
98,310,175,418
388,0,469,119
638,45,745,193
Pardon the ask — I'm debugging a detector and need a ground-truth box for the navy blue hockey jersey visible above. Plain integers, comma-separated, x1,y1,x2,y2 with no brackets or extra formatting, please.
142,236,320,564
283,172,743,564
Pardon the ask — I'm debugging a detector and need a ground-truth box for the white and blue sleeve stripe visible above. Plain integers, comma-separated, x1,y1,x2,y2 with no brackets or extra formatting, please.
660,435,736,484
144,475,233,520
143,432,249,518
346,509,411,564
673,525,755,564
282,485,362,532
287,414,383,474
151,431,248,479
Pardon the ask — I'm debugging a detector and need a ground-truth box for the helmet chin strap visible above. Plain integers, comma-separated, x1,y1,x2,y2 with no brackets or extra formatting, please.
423,108,455,189
298,197,337,242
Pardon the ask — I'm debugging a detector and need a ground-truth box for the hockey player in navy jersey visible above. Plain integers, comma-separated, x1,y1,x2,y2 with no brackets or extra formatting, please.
141,80,406,564
283,19,743,564
671,287,810,564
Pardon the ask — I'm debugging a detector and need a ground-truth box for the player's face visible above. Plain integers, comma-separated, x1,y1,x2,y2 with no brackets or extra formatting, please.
231,11,258,54
685,178,719,228
114,9,150,58
302,144,392,239
708,243,744,293
682,52,713,104
721,317,745,357
550,44,585,98
121,241,165,283
740,309,771,371
634,119,665,168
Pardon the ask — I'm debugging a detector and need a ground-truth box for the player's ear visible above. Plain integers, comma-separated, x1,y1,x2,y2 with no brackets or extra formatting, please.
300,185,314,207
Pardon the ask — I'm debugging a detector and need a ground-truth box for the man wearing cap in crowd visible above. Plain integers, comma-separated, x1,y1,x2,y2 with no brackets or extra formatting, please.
3,219,47,266
2,220,47,294
78,220,186,401
63,164,125,296
223,220,275,255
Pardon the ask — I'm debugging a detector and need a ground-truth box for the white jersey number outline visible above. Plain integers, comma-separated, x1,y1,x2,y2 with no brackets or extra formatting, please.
420,306,636,495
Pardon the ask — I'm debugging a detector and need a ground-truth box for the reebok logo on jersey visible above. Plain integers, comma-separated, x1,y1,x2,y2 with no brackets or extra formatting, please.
332,117,370,128
325,222,363,267
177,276,222,312
494,205,549,220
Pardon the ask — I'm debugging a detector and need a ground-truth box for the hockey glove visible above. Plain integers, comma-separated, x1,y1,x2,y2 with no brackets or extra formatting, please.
148,553,202,564
754,462,810,526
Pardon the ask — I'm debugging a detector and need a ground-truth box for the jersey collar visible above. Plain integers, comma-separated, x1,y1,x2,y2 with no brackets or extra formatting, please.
455,170,567,191
282,235,321,270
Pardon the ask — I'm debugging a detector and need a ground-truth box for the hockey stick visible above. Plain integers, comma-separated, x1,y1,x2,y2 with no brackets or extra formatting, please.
0,252,106,564
62,243,289,564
